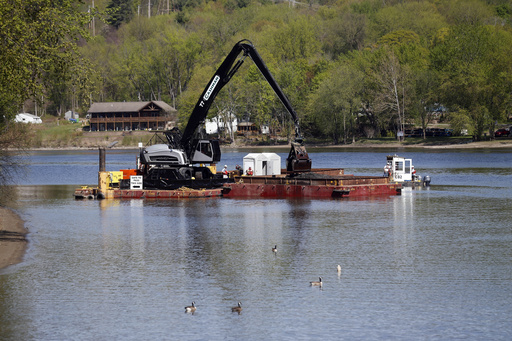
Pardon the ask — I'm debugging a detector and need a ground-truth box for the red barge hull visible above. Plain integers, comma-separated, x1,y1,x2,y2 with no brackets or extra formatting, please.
74,169,400,200
222,171,401,199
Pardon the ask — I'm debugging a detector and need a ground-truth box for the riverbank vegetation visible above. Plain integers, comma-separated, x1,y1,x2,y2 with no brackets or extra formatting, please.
2,0,512,151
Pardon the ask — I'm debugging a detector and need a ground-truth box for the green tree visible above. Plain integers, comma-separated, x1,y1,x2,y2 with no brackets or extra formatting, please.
151,30,202,107
365,45,413,140
319,8,367,58
369,1,446,43
431,23,510,140
308,62,363,144
0,0,91,128
106,0,135,29
0,0,91,194
410,70,441,139
240,64,276,138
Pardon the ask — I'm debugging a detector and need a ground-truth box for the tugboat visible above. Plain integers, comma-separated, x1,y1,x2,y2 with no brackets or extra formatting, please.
383,155,431,188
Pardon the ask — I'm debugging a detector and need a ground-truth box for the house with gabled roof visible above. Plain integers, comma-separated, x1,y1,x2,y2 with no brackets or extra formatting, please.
87,101,176,131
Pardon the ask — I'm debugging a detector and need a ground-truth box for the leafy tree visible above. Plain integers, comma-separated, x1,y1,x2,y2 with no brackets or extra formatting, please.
320,9,367,58
308,62,363,144
371,48,412,140
410,69,441,139
449,109,471,136
431,23,510,139
155,32,202,107
106,0,135,29
369,1,446,43
0,0,91,193
0,0,91,129
440,0,493,25
270,15,321,63
240,64,278,138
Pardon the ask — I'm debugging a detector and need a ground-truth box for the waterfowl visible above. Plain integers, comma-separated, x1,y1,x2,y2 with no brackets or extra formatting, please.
231,302,242,313
272,245,277,253
337,264,342,273
310,277,323,286
185,302,196,313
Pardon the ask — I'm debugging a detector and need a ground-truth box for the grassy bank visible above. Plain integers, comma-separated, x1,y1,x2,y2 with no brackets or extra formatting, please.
24,117,512,149
28,117,154,149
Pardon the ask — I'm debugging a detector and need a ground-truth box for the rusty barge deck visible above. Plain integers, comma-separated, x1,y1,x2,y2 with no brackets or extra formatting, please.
222,173,401,198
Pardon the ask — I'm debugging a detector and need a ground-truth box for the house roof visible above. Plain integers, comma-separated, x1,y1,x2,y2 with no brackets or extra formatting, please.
88,101,175,114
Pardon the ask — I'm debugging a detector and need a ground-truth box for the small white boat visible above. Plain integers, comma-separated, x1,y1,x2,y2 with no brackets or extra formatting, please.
384,155,431,187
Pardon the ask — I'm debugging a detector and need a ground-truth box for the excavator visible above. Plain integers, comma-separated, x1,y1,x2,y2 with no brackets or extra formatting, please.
139,39,312,189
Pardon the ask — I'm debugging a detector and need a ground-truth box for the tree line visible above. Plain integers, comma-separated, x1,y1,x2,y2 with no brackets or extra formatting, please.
2,0,512,146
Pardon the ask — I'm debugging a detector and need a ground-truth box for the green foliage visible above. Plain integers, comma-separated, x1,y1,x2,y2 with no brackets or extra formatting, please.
3,0,512,147
320,9,368,58
308,62,364,144
431,23,512,139
106,0,135,28
0,0,92,129
449,109,471,136
369,1,446,43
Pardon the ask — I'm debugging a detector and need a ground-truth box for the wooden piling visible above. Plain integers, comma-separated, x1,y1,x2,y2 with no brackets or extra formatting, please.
99,147,106,172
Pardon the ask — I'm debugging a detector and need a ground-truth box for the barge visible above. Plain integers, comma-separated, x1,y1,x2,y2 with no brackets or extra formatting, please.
74,173,399,200
74,150,401,200
222,169,400,198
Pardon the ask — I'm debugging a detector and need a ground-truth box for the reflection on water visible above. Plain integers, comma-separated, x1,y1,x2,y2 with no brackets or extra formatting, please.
1,150,512,340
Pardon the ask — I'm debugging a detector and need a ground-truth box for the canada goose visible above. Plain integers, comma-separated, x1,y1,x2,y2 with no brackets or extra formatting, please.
185,302,196,313
272,245,277,253
231,302,242,313
310,277,323,286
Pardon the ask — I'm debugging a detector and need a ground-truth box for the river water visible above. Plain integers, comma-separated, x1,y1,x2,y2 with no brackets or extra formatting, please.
1,147,511,340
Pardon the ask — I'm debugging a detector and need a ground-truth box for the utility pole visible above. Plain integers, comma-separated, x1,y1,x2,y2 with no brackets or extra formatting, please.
148,0,151,18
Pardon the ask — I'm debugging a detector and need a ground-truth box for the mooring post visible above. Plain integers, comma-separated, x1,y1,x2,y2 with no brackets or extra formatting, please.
97,147,108,199
99,147,106,172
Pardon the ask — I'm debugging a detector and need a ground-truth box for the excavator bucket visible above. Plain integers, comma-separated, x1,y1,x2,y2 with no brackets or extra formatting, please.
286,142,312,172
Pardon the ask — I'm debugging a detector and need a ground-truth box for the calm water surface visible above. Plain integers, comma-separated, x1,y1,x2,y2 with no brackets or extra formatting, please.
1,148,512,340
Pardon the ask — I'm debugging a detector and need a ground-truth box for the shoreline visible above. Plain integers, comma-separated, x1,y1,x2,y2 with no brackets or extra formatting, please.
9,139,512,151
0,207,28,270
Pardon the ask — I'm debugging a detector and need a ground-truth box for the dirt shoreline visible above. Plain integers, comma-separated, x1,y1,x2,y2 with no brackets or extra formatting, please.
12,139,512,151
0,207,28,270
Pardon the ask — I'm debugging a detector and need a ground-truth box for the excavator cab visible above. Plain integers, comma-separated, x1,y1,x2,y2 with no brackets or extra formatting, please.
190,139,221,164
286,142,312,172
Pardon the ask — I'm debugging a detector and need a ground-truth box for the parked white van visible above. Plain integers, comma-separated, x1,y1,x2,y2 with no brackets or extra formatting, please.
14,113,42,124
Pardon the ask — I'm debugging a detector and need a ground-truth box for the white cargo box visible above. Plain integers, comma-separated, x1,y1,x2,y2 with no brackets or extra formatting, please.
243,153,281,176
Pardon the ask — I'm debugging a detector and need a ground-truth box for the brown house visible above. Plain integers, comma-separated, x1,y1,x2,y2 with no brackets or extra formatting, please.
87,101,176,131
237,122,259,135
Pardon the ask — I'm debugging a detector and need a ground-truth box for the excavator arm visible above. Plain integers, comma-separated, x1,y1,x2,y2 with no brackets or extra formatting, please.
181,39,311,172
